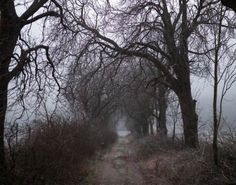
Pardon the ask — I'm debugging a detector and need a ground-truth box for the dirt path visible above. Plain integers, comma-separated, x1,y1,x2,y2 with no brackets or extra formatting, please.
87,136,145,185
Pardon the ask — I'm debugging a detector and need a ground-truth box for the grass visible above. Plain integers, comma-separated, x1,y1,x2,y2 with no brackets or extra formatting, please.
137,135,236,185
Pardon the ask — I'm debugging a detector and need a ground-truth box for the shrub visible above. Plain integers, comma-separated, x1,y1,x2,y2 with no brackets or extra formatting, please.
5,118,117,185
136,135,182,159
139,136,236,185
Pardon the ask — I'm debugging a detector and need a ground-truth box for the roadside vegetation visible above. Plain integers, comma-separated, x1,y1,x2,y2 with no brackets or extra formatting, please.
5,117,117,185
137,134,236,185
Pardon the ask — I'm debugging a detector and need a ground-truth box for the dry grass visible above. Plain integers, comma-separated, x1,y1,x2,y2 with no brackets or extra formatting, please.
5,118,117,185
137,136,236,185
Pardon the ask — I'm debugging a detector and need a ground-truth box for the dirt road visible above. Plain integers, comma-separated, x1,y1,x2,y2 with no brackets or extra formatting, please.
87,136,144,185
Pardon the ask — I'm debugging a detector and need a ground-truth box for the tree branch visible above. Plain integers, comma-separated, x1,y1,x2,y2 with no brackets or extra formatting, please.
8,45,60,92
21,0,49,20
23,11,60,25
76,21,177,86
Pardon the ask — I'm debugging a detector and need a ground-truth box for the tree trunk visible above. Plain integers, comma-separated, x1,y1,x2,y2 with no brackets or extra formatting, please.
158,85,167,135
134,123,142,137
213,46,219,165
172,119,176,142
177,85,199,148
0,80,9,184
0,3,19,183
150,121,154,135
142,121,149,136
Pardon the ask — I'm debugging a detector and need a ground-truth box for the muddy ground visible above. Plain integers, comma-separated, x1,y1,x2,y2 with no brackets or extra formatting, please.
86,136,145,185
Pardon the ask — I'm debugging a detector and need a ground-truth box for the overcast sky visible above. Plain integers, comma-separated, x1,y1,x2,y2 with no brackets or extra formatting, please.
193,76,236,128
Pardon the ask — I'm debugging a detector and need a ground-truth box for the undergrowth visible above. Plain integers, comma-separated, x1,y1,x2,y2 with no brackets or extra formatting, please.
137,135,236,185
5,117,117,185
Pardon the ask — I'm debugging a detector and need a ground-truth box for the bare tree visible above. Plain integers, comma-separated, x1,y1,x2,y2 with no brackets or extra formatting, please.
198,4,236,165
64,51,122,124
114,59,169,137
122,76,154,136
0,0,62,183
56,0,227,148
212,5,225,166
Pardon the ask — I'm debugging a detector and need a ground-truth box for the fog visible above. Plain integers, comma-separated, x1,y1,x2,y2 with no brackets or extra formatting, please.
193,77,236,126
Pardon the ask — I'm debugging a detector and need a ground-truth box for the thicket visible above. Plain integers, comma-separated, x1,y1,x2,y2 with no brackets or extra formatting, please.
4,117,117,185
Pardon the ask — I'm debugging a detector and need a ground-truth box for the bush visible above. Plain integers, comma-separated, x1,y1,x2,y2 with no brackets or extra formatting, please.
136,135,182,159
139,136,236,185
5,118,117,185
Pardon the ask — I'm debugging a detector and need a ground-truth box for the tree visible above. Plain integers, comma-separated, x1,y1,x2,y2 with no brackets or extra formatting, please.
58,0,223,148
189,1,236,164
212,5,224,166
221,0,236,11
168,93,181,142
147,65,169,136
156,84,168,136
121,65,154,136
203,5,236,165
64,60,121,123
0,0,62,183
